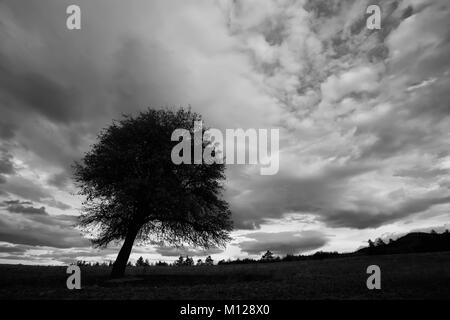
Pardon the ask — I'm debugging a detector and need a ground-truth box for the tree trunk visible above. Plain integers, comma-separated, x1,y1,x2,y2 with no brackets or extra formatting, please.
110,226,139,279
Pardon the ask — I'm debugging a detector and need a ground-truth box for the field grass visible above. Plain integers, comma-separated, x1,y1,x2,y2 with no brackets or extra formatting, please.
1,251,449,299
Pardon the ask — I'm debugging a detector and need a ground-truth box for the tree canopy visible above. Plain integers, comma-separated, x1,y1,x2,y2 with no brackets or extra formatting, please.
73,108,233,277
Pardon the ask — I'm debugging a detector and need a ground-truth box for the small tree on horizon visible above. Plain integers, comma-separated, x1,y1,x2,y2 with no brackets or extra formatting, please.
261,250,274,262
205,255,214,266
184,256,194,266
375,238,386,247
175,256,184,267
136,256,146,267
73,108,233,278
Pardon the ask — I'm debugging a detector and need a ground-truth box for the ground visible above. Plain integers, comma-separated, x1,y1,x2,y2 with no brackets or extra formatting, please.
1,251,449,299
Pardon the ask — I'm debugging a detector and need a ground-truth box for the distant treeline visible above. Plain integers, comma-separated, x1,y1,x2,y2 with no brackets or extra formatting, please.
76,229,450,267
357,229,450,255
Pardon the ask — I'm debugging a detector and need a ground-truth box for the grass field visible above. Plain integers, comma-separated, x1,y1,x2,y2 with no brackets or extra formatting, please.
1,251,449,299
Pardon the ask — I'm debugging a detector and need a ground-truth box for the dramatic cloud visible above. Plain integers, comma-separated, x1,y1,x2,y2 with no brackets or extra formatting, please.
0,149,15,175
0,208,89,248
0,243,29,254
4,203,47,215
1,0,450,263
224,0,450,231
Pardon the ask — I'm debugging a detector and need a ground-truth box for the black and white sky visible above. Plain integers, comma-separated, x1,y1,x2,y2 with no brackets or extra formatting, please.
1,0,450,265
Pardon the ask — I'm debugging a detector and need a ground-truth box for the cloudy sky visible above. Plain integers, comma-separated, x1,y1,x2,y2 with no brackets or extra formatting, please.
1,0,450,265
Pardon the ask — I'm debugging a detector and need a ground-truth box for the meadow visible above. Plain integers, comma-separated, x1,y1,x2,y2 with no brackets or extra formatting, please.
1,251,449,299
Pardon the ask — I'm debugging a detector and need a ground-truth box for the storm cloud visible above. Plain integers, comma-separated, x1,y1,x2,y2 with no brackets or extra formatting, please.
1,0,450,262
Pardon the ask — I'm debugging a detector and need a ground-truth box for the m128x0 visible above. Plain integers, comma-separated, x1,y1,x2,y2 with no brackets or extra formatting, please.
224,304,270,315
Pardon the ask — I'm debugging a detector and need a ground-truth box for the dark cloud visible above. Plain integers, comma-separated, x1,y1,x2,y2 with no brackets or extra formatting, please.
322,196,450,229
395,167,450,180
0,177,71,210
42,199,71,211
47,172,71,189
0,212,89,248
304,0,344,18
0,243,29,254
0,0,450,264
1,176,51,202
5,204,47,215
0,149,15,175
238,230,328,255
0,1,84,126
2,200,32,205
0,66,80,124
227,163,376,229
0,120,16,140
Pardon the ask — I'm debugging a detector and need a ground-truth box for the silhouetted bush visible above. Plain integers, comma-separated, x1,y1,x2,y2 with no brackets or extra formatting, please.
260,250,274,262
184,256,194,266
205,255,214,266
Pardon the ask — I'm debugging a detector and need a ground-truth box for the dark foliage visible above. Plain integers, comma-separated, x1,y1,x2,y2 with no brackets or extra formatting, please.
135,256,150,267
260,250,274,262
73,108,233,277
359,230,450,255
205,255,214,266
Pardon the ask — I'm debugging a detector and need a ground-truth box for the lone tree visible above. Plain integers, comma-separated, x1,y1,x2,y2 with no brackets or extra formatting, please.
261,250,274,262
73,108,233,278
375,238,386,247
136,256,145,267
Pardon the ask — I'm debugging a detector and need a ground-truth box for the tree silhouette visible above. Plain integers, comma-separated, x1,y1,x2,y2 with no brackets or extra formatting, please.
175,256,184,266
73,108,233,278
184,256,194,266
136,256,145,267
375,238,386,247
205,255,214,266
261,250,274,262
